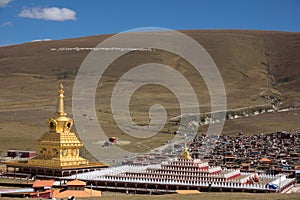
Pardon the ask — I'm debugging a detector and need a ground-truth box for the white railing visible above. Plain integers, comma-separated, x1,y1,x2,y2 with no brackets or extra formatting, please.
240,173,255,184
208,166,222,174
224,169,240,179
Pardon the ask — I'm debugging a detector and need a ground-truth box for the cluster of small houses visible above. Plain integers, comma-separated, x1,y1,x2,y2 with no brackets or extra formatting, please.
190,131,300,174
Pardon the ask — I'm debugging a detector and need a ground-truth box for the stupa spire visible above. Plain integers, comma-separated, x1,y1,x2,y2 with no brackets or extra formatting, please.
56,83,66,116
180,142,192,160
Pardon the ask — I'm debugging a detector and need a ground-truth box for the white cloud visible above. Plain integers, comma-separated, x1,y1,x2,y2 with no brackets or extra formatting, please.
18,7,77,21
0,21,12,27
0,0,12,8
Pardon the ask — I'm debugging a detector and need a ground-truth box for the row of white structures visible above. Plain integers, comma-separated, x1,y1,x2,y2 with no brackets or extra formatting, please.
68,163,296,193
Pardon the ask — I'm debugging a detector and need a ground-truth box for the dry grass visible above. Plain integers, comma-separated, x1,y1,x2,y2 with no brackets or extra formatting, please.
0,30,299,157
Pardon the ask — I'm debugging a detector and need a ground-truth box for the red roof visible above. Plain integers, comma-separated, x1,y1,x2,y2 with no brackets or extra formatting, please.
66,179,86,186
260,158,272,162
32,180,54,188
53,188,101,198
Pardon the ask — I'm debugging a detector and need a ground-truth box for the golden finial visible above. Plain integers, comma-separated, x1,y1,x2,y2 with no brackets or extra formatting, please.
56,83,66,116
58,83,64,94
180,142,192,160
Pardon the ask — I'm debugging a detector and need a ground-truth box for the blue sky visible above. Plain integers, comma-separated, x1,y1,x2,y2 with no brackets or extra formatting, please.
0,0,300,46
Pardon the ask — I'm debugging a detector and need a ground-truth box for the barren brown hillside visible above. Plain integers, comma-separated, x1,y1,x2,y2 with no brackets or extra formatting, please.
0,30,299,157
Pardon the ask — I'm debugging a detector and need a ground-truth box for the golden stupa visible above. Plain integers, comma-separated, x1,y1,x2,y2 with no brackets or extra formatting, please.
180,142,192,160
27,83,89,168
6,83,107,177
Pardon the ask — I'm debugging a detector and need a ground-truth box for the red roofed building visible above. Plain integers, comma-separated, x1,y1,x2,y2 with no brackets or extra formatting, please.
29,180,54,198
32,180,55,189
53,179,101,198
260,158,272,163
259,157,272,171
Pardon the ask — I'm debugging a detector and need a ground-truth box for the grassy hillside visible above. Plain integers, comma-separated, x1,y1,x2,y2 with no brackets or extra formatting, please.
0,30,299,156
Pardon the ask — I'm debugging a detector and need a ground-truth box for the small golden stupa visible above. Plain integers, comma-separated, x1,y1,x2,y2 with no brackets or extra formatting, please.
180,142,192,160
6,83,107,177
28,83,89,167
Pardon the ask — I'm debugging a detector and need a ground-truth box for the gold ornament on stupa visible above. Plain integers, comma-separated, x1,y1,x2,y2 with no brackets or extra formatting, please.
27,83,89,167
180,142,192,160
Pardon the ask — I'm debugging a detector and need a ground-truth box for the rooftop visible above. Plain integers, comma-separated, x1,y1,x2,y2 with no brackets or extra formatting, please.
66,179,86,186
53,188,101,198
32,180,54,188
